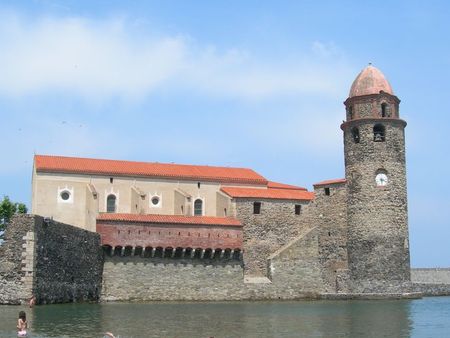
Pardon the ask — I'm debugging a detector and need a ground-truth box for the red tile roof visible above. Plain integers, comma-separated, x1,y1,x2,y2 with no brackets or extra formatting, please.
34,155,268,185
97,213,242,227
220,187,314,201
313,178,347,186
267,181,307,191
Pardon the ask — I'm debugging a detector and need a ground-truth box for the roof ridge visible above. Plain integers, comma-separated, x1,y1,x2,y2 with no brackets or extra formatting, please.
34,154,268,185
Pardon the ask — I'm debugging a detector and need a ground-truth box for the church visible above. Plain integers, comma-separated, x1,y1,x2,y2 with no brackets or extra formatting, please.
30,65,413,300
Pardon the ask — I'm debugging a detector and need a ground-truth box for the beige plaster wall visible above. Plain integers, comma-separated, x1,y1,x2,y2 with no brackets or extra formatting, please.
32,170,261,229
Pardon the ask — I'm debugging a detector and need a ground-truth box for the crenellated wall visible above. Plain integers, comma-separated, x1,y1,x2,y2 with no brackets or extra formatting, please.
97,221,242,250
101,226,325,301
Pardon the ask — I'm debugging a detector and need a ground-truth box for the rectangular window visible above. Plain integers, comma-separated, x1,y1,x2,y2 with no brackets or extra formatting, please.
295,204,302,215
110,177,113,184
325,187,330,196
253,202,261,214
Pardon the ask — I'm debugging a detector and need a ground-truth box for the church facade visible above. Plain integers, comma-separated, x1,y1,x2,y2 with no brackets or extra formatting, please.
30,65,413,299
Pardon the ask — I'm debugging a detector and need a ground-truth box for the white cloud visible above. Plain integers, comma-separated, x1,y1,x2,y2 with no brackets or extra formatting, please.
0,12,354,101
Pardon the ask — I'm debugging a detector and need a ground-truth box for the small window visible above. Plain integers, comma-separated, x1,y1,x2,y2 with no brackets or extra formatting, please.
181,205,184,214
351,127,360,144
224,208,227,216
295,204,302,215
60,191,70,201
151,196,160,206
194,199,203,216
348,106,353,120
107,194,116,213
253,202,261,214
324,188,330,196
110,177,113,184
381,103,388,117
197,182,201,189
373,124,385,142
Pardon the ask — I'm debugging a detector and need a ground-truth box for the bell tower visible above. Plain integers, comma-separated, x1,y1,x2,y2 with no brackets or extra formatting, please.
341,64,411,293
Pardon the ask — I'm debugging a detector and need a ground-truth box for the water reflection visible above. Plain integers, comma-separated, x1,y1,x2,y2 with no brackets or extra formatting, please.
1,297,440,338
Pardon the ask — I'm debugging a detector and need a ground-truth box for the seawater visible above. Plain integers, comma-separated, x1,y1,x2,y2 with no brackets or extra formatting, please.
1,297,449,337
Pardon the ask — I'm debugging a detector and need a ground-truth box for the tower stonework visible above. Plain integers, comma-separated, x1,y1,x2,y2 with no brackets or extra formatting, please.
341,65,411,293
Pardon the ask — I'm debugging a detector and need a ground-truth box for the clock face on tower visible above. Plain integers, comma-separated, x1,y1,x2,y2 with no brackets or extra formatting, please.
375,173,388,186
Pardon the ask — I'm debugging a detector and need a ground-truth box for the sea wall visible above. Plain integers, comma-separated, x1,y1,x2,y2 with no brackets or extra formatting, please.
101,226,323,301
411,268,450,296
0,214,103,305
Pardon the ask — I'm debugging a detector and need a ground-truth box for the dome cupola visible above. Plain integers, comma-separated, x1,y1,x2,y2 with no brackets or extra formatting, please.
349,64,393,98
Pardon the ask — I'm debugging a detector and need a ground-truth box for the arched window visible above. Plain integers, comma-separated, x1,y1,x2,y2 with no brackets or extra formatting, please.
194,199,203,216
351,127,360,143
107,194,116,213
373,124,385,142
381,103,388,117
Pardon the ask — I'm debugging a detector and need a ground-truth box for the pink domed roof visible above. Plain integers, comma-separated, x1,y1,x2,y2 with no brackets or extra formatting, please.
349,64,394,98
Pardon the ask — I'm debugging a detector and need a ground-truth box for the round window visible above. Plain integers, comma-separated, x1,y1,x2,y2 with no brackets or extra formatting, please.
60,191,70,201
151,196,160,206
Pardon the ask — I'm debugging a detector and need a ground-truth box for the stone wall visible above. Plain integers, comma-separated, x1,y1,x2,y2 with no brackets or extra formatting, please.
0,214,34,304
101,227,324,301
410,268,450,296
313,182,348,293
33,215,104,304
411,268,450,284
234,198,311,276
0,214,103,305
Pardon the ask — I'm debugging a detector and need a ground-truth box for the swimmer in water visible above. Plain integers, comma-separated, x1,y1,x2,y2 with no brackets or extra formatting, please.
17,311,27,337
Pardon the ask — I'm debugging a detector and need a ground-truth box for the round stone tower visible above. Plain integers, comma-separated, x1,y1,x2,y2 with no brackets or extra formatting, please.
341,64,410,293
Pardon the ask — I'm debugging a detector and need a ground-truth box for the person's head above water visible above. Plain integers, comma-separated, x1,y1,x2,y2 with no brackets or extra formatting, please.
18,311,26,321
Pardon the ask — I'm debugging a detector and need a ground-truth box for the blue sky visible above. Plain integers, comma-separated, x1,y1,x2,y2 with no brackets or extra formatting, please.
0,0,449,267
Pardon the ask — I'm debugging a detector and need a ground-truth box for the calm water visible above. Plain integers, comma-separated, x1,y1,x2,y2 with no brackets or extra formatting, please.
1,297,450,337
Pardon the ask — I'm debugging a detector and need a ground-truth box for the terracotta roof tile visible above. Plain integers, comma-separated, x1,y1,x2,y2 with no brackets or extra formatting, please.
313,178,347,186
349,65,393,98
220,187,314,201
97,213,242,227
34,155,267,185
267,181,307,191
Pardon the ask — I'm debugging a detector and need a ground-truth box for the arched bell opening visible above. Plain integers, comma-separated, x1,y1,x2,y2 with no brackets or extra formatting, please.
373,124,386,142
351,127,360,144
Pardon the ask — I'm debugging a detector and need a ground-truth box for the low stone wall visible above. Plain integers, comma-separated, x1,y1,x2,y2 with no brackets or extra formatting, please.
411,268,450,284
411,268,450,296
0,214,103,305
